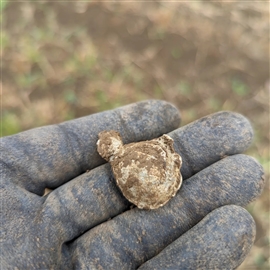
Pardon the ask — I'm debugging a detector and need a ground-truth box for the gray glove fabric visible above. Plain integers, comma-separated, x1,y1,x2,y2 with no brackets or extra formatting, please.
1,100,264,269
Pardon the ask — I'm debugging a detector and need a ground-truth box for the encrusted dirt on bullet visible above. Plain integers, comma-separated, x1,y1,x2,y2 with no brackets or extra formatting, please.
97,130,182,209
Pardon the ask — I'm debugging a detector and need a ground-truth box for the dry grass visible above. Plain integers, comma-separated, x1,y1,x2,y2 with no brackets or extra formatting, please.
2,1,269,269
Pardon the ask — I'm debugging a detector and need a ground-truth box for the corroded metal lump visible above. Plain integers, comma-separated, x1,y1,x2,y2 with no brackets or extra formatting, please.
97,130,182,209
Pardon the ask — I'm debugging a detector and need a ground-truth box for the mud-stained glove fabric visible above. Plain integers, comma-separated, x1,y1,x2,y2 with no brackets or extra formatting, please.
0,100,264,269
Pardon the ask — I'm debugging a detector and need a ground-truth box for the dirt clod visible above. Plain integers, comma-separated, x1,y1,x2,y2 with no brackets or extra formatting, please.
97,130,182,209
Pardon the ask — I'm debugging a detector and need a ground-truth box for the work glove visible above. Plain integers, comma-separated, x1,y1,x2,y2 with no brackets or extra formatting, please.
1,100,264,269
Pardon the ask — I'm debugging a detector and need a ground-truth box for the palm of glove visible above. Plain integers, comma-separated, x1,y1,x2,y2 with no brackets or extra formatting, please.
1,100,264,270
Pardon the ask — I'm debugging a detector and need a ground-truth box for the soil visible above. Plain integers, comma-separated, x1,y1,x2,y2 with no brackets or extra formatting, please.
97,131,182,209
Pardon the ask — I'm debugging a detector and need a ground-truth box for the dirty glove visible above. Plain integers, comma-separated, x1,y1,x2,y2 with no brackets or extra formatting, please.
1,100,264,269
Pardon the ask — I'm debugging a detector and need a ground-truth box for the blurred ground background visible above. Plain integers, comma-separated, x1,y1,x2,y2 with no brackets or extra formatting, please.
1,1,269,269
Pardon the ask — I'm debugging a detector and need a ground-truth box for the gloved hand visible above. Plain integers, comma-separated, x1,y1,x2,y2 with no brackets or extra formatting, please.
1,100,264,270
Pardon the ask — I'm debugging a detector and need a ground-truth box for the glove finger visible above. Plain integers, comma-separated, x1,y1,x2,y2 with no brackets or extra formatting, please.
170,111,253,179
42,111,255,243
67,155,264,269
138,205,255,270
1,100,180,195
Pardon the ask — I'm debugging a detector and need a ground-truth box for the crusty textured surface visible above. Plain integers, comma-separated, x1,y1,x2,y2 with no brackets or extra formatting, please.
97,130,124,161
97,132,182,209
138,205,256,270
